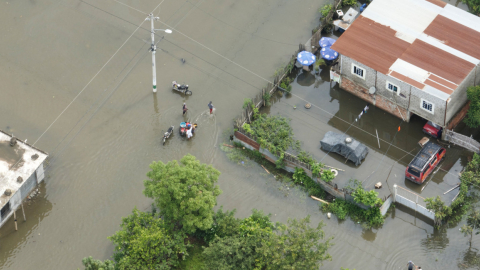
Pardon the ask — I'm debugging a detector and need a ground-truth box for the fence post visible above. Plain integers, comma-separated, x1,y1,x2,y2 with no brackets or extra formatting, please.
415,195,418,214
393,184,397,203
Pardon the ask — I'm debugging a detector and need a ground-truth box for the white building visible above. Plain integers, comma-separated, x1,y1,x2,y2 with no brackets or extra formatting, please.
0,130,48,228
331,0,480,128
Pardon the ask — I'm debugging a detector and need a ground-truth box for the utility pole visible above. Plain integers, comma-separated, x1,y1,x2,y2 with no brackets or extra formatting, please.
146,13,158,93
146,14,172,93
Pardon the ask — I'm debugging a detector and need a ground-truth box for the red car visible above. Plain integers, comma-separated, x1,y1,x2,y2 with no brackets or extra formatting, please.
423,121,442,138
405,142,445,184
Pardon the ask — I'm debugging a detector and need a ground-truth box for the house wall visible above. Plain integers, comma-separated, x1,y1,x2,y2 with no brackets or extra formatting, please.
341,56,376,89
375,73,411,110
445,67,476,126
476,65,480,86
339,56,411,121
0,164,43,228
409,87,446,125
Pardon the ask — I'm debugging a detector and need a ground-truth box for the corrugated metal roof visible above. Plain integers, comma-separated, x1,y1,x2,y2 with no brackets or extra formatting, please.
332,0,480,99
331,16,410,74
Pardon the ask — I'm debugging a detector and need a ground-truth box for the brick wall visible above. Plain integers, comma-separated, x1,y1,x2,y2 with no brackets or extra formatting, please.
446,101,470,130
234,131,260,150
341,77,410,122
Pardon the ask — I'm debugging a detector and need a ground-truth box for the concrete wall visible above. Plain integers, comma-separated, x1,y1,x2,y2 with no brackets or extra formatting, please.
476,65,480,86
376,72,411,109
445,67,475,126
0,164,43,228
395,194,435,221
340,56,376,89
409,86,446,125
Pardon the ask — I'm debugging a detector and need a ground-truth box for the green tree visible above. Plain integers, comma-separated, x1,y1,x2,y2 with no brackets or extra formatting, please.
462,0,480,15
352,187,382,207
80,257,115,270
193,207,241,243
108,208,189,270
425,196,453,227
144,154,222,234
460,208,480,248
202,235,262,270
257,216,332,269
464,86,480,128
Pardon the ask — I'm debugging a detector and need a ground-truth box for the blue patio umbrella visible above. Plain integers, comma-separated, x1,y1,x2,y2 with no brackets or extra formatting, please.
319,37,336,48
297,51,316,66
320,47,339,60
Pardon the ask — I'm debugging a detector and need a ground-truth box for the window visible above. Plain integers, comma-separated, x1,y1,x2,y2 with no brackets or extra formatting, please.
386,81,400,94
351,64,365,79
421,99,434,114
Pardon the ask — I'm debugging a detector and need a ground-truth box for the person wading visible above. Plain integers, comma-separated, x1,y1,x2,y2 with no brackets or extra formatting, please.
208,101,214,114
183,103,188,116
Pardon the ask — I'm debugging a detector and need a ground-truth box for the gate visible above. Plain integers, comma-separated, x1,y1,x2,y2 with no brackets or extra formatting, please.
443,129,480,153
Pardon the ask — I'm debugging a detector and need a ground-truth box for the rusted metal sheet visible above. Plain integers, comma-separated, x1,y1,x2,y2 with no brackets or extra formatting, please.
427,74,457,90
425,0,447,7
400,39,474,85
424,15,480,60
331,16,411,75
234,131,260,150
389,71,425,90
424,79,454,94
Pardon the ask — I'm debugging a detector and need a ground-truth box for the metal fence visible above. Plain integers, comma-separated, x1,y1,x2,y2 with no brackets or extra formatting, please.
444,129,480,153
393,185,435,221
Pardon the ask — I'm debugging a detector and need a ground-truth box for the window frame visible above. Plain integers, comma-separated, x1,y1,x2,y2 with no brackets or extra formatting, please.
420,98,434,114
351,64,366,80
386,81,400,95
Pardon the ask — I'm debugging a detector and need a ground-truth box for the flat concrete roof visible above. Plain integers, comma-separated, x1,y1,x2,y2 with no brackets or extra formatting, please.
0,130,48,210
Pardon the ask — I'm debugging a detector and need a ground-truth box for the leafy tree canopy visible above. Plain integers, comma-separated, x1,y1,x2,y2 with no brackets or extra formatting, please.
462,0,480,16
464,86,480,128
80,257,115,270
143,154,222,234
108,208,188,270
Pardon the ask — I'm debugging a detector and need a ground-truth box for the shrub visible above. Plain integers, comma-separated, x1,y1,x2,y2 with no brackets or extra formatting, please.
319,4,332,18
321,170,335,182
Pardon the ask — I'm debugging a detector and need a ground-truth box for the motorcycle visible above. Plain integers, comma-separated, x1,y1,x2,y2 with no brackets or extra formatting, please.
179,122,197,137
172,81,192,95
163,126,174,145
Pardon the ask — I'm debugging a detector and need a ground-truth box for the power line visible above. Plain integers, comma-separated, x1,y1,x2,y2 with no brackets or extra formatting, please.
83,0,465,184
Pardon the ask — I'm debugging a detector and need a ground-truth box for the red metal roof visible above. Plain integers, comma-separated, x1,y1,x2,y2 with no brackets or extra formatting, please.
424,15,480,60
399,39,474,85
331,16,410,75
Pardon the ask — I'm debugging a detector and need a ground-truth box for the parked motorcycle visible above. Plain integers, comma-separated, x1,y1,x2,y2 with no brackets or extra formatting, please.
163,126,174,145
172,81,192,95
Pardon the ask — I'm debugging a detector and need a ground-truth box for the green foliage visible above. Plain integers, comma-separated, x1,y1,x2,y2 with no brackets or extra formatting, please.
280,81,292,93
462,0,480,16
255,216,332,269
243,98,253,109
203,215,332,270
263,92,271,106
425,196,453,227
250,114,296,155
464,86,480,128
81,257,115,270
319,4,332,17
292,168,325,198
193,207,241,243
143,154,222,234
239,209,275,237
314,59,326,71
108,208,189,270
339,0,358,8
425,153,480,227
352,187,382,207
322,199,385,228
460,208,480,246
177,241,206,270
321,169,335,183
243,123,252,134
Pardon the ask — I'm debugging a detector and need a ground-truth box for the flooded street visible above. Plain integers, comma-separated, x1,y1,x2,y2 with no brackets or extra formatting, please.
0,0,479,270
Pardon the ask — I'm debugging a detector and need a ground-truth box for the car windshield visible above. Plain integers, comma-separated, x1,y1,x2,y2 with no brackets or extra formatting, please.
427,121,441,129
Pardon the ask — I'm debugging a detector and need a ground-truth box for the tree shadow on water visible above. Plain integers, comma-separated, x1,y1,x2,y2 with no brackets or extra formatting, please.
458,248,480,269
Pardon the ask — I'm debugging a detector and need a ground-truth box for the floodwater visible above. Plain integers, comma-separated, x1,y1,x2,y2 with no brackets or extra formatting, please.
0,1,478,270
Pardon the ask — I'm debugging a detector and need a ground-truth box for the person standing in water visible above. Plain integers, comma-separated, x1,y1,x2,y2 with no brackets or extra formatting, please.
208,101,214,114
183,103,188,116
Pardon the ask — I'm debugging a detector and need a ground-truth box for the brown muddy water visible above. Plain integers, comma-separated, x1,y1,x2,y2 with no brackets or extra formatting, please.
0,0,478,270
